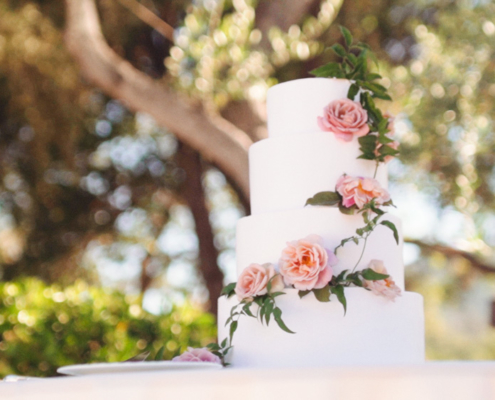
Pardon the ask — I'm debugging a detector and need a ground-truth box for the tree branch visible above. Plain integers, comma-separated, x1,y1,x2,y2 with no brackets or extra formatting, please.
177,143,224,316
117,0,175,41
220,99,267,143
406,239,495,274
255,0,323,51
64,0,251,200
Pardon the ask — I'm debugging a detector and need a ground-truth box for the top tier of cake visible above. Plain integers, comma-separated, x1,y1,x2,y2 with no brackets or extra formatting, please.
249,78,387,215
267,78,352,138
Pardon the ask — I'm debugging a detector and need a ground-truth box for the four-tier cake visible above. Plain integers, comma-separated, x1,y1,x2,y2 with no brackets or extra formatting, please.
217,77,425,368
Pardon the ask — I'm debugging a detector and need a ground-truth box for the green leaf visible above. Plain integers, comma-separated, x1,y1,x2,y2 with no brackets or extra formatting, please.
273,307,295,334
298,290,310,299
379,145,400,157
339,203,356,215
253,297,263,307
154,346,165,361
357,153,376,161
259,300,266,323
207,343,220,351
331,285,347,314
346,53,358,66
306,191,341,207
369,202,385,216
354,42,371,51
347,83,359,100
335,236,359,252
382,199,395,207
211,350,223,359
229,304,239,316
310,62,344,78
242,302,255,318
221,283,236,297
361,268,389,281
331,43,347,58
373,91,392,101
266,278,272,294
380,220,399,244
270,291,286,298
313,286,331,302
358,134,378,158
349,275,364,287
360,92,382,123
377,117,389,132
340,26,353,47
264,299,274,325
229,320,238,343
336,270,348,282
221,338,228,348
367,73,382,81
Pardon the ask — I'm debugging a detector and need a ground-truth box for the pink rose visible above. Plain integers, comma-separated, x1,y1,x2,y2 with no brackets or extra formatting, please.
172,347,222,364
317,98,369,142
363,260,401,301
235,263,284,301
279,234,337,291
336,175,391,209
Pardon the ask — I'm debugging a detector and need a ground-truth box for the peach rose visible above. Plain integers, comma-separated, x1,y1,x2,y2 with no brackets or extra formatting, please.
172,347,222,364
235,263,284,301
363,260,401,301
279,234,337,291
336,175,390,209
317,98,369,142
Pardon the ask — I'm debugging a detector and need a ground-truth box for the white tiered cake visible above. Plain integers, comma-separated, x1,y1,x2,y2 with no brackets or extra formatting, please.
218,78,425,368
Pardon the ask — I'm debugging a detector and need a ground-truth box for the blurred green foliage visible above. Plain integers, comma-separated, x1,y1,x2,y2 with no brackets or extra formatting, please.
0,278,216,378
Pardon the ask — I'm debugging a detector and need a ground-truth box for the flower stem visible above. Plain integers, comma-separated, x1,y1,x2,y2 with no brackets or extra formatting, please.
351,235,369,273
373,161,379,179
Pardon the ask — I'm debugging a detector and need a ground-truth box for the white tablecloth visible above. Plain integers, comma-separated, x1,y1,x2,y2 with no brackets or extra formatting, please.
1,362,494,400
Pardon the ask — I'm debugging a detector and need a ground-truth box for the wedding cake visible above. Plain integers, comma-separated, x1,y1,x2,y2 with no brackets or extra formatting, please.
217,77,425,368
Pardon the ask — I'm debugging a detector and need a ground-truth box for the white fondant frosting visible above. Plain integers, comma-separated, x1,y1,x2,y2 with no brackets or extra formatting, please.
236,207,404,289
249,132,387,215
218,289,425,368
267,78,352,138
219,77,424,367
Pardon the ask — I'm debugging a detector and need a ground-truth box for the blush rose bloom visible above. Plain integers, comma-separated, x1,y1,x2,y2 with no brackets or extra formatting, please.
363,260,401,301
172,347,222,364
279,234,337,291
235,263,284,301
336,175,391,209
317,98,369,142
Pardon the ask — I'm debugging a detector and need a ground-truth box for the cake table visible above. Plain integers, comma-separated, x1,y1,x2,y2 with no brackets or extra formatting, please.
1,362,495,400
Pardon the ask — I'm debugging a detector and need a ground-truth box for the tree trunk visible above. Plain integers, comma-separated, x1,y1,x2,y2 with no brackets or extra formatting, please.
177,143,224,316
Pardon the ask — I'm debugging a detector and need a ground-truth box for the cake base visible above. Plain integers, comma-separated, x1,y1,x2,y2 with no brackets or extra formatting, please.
218,288,424,368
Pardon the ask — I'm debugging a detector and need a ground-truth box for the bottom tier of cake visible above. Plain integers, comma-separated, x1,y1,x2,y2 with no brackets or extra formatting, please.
218,288,424,368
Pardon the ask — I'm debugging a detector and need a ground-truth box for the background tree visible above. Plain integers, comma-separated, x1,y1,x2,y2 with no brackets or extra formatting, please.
0,0,494,361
